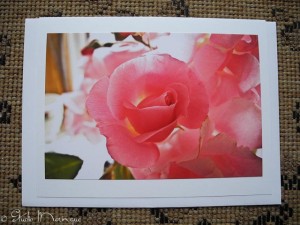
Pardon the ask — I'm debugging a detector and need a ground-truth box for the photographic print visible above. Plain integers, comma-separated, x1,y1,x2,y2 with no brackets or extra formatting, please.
45,32,262,180
22,17,280,207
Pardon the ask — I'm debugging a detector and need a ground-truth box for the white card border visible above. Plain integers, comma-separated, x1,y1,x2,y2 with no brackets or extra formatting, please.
22,17,281,207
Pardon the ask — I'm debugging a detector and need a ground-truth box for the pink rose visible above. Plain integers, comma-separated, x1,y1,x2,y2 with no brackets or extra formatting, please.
86,54,209,168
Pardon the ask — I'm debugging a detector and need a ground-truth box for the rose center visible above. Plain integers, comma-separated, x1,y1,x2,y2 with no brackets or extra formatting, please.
164,92,175,106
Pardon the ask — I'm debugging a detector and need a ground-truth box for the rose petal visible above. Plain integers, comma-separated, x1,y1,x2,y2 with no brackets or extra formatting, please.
210,34,243,49
199,118,216,144
235,35,258,53
150,33,199,63
86,77,115,125
131,128,201,179
201,133,238,155
242,85,261,107
101,124,159,168
134,120,178,143
167,83,190,117
192,45,228,81
211,151,262,177
137,91,173,108
168,163,200,179
124,100,176,134
209,70,240,106
130,167,162,179
177,86,208,128
158,128,200,162
84,42,147,79
200,133,262,177
209,98,262,149
175,74,208,129
174,158,223,178
227,53,260,93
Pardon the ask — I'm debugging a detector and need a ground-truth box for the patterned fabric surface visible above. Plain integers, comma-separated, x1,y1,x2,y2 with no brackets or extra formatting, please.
0,0,299,224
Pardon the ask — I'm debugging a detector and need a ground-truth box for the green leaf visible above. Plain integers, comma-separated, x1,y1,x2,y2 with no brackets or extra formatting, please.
45,152,83,179
100,161,134,180
114,162,134,180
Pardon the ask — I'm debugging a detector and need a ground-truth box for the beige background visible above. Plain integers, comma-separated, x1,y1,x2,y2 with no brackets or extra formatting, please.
0,0,299,224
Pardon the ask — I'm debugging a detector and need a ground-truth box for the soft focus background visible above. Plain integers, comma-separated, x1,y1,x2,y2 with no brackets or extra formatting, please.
45,33,113,179
0,0,299,224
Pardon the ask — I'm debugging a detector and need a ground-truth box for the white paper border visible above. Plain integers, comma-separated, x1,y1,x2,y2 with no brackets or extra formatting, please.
22,17,281,207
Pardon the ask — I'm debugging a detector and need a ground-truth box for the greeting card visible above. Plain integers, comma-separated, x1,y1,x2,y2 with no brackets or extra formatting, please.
22,17,280,207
